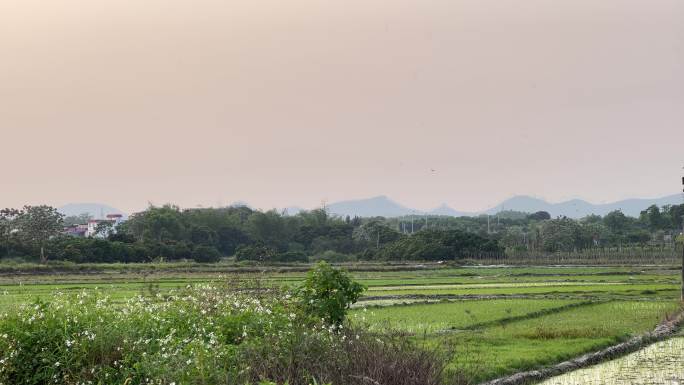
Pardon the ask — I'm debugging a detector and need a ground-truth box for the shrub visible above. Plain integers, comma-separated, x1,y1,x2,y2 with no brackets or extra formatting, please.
242,326,450,385
0,284,451,385
295,261,365,325
0,285,294,385
191,245,221,263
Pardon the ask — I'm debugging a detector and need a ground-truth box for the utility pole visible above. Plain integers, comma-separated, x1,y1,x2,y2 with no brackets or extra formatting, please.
681,175,684,302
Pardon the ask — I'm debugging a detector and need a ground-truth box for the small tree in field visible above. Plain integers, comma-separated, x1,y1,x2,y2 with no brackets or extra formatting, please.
17,205,64,263
296,261,365,325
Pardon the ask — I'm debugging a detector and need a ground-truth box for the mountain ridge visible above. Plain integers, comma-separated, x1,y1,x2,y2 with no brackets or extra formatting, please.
57,193,683,220
58,203,127,219
323,194,683,219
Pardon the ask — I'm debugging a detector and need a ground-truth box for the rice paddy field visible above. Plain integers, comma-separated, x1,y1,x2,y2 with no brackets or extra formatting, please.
539,337,684,385
0,261,681,384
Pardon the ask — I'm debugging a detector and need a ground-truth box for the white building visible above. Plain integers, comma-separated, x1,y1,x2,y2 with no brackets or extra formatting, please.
85,214,125,238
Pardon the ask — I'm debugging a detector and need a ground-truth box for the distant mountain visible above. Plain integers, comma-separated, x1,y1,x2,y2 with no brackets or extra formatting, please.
282,206,305,216
58,193,682,222
482,194,684,218
58,203,127,219
429,204,468,217
312,194,683,219
326,196,414,217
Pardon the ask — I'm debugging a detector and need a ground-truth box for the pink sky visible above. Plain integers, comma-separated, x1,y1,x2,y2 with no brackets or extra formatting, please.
1,0,683,213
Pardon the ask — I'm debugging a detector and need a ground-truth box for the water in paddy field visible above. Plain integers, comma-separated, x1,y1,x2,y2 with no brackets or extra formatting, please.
539,338,684,385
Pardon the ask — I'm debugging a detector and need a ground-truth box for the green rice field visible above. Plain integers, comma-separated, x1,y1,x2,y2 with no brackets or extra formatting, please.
0,261,681,384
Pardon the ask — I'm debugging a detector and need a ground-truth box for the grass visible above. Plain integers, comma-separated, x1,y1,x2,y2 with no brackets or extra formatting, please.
353,299,588,333
439,301,681,383
367,283,679,299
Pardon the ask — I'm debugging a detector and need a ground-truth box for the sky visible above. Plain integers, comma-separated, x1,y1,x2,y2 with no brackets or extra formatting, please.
1,0,683,213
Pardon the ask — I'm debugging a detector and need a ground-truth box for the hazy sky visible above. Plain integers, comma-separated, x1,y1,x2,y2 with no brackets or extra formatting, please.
1,0,683,213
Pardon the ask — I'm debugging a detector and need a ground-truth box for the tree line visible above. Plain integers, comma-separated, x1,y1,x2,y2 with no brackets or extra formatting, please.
0,202,682,263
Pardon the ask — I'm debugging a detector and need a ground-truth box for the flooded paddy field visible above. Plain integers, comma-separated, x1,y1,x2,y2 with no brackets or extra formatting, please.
539,337,684,385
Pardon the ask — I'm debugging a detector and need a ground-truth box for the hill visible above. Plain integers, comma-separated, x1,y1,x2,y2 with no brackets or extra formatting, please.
58,203,127,219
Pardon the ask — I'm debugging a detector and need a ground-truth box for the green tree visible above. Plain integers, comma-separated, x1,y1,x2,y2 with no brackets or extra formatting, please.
639,205,666,231
191,245,221,263
352,220,403,248
127,205,184,242
93,221,114,238
380,228,502,260
664,204,684,231
603,210,630,234
246,210,292,250
63,213,92,227
540,218,592,252
0,208,22,258
17,205,64,263
296,261,365,325
528,211,551,221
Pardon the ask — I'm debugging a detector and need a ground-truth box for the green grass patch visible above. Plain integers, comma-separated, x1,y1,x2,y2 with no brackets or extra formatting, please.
444,300,681,383
353,299,587,333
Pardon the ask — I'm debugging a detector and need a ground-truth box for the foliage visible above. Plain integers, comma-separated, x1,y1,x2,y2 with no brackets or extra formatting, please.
539,218,593,252
235,244,278,262
3,201,684,263
380,229,503,260
191,245,222,263
274,250,308,263
62,213,92,227
16,205,64,262
0,208,22,258
528,211,551,220
93,220,114,238
0,283,446,385
296,261,365,325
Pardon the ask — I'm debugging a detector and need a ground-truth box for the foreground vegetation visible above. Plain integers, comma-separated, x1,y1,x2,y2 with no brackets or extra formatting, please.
0,262,453,385
0,262,680,384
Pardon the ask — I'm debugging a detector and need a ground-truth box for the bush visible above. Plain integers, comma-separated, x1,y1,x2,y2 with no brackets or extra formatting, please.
295,261,365,325
0,285,292,384
0,284,451,385
242,326,450,385
191,245,222,263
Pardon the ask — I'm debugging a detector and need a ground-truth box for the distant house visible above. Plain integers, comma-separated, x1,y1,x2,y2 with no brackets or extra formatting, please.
66,213,126,238
64,224,88,237
106,213,125,225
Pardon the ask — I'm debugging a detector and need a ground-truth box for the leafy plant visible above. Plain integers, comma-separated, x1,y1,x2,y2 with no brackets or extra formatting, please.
296,261,365,325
